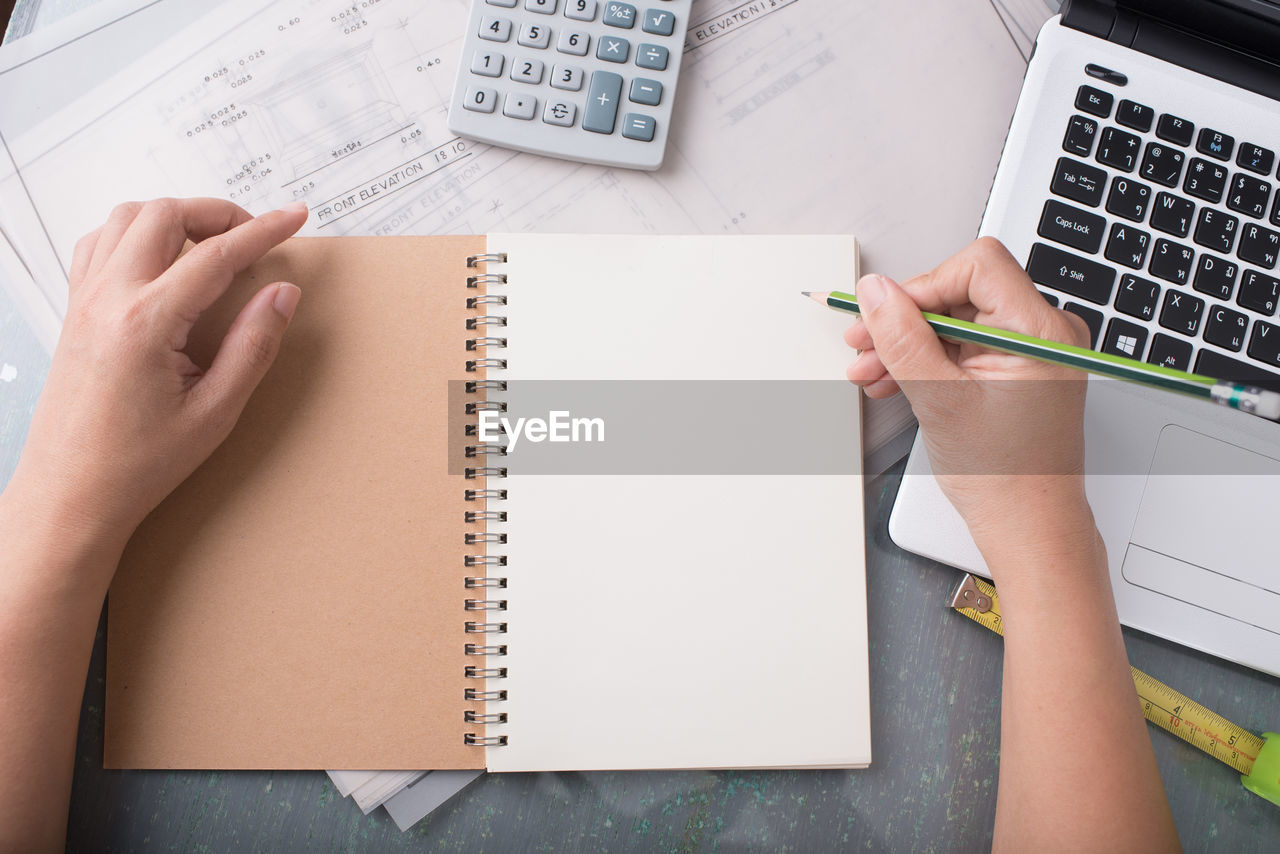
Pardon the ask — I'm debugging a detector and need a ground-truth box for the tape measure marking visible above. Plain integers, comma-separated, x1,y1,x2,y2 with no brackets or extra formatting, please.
949,574,1264,777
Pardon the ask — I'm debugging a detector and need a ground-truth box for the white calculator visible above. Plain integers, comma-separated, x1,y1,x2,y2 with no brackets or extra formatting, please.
448,0,693,171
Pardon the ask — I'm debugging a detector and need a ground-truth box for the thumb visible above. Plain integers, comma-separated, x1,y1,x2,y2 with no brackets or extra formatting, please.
194,282,300,428
857,274,961,383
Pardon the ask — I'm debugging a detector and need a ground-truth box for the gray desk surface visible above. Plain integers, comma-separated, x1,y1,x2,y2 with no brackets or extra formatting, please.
4,1,1280,851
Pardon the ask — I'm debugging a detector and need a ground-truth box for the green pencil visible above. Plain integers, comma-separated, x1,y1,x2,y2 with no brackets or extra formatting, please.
805,289,1280,422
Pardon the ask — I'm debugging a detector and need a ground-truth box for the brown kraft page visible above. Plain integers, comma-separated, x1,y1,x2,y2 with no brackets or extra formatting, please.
106,236,487,769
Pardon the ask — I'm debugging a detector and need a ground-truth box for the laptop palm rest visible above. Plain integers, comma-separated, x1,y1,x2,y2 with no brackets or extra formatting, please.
1123,424,1280,636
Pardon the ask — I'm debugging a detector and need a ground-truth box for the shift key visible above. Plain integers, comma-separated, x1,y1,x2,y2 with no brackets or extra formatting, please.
1026,242,1117,305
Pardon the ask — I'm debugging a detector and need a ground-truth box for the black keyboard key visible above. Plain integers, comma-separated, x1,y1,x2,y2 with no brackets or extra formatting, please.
1237,143,1275,176
1150,192,1195,238
1102,317,1149,359
1148,333,1193,370
1140,142,1185,187
1114,274,1161,321
1247,321,1280,369
1193,208,1238,254
1097,126,1141,172
1156,113,1194,147
1075,85,1113,118
1039,291,1060,307
1051,157,1107,207
1106,176,1152,222
1195,348,1280,391
1192,254,1238,301
1273,192,1280,228
1183,157,1228,203
1149,239,1195,285
1159,289,1205,336
1026,242,1117,305
1204,305,1249,351
1116,99,1154,133
1063,302,1104,348
1238,223,1280,270
1227,174,1271,219
1105,223,1150,269
1239,269,1280,316
1038,200,1106,253
1100,222,1152,268
1195,128,1234,161
1063,115,1098,157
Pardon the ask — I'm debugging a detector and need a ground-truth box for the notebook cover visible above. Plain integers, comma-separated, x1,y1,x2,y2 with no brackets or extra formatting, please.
106,236,486,769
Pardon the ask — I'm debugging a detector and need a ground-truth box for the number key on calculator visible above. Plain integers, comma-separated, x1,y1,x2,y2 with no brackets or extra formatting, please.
448,0,693,171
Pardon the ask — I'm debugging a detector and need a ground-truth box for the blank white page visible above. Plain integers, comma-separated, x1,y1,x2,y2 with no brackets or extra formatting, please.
486,234,868,772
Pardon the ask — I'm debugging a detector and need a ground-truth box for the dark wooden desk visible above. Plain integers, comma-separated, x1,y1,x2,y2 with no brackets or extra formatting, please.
62,462,1280,850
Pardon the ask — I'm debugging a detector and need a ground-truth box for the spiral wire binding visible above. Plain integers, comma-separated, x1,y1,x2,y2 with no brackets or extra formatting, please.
464,250,509,748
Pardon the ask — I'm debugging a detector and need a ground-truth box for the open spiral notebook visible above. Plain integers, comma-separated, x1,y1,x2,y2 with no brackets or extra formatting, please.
106,233,870,772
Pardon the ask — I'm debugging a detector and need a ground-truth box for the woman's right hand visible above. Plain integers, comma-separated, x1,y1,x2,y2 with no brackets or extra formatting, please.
844,238,1101,568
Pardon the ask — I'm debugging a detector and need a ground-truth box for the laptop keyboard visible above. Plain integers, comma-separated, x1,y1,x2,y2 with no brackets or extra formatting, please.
1032,82,1280,390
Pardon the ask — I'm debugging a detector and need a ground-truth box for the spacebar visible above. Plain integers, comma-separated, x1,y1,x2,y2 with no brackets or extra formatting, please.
1194,349,1280,392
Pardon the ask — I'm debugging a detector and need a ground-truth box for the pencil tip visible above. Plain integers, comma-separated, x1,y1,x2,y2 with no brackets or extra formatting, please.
800,290,812,297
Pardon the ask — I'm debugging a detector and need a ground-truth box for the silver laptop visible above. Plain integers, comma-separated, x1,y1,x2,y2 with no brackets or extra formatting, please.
890,0,1280,677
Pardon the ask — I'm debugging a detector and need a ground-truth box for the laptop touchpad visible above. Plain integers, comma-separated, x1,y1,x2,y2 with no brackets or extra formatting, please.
1123,424,1280,635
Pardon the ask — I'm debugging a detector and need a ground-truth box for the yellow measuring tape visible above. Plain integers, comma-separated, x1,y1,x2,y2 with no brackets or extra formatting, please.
950,573,1280,807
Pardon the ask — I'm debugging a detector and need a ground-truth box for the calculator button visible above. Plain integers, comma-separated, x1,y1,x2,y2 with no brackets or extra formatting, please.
596,35,630,62
471,51,505,77
621,113,656,141
603,2,637,27
503,92,538,120
518,22,553,48
642,7,676,35
564,0,598,21
557,29,589,55
480,17,514,42
464,86,498,113
550,64,585,91
543,99,577,127
525,0,557,14
629,77,662,106
636,43,669,71
487,0,518,5
584,70,623,133
510,56,546,84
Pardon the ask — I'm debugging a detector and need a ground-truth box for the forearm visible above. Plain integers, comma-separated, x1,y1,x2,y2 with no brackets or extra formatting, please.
980,494,1181,853
0,480,124,853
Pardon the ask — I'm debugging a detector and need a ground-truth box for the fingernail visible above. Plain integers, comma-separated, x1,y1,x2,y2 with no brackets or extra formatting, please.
273,283,301,320
856,274,888,312
278,201,309,217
